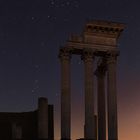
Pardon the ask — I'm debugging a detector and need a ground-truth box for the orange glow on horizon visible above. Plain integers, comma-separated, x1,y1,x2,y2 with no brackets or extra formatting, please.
54,80,140,140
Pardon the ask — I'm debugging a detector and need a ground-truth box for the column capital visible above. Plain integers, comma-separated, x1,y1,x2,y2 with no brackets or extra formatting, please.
95,64,107,77
95,57,107,77
59,48,71,61
81,49,95,62
106,51,119,64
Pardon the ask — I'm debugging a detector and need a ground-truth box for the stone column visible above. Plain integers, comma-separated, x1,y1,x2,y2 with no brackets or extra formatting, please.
82,50,95,140
107,53,118,140
95,61,106,140
59,48,71,140
38,97,48,139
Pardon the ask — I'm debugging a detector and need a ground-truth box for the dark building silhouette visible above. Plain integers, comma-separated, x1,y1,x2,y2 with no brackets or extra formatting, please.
0,97,54,140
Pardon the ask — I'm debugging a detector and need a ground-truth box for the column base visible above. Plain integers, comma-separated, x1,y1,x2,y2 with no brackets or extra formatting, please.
38,139,49,140
76,139,96,140
108,139,118,140
60,138,71,140
84,139,96,140
38,138,54,140
38,139,51,140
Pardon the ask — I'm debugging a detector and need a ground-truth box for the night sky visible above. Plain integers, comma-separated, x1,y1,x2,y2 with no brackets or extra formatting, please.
0,0,140,140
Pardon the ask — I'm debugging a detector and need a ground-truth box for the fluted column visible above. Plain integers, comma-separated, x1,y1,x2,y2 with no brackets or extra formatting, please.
82,50,95,140
95,61,106,140
107,53,118,140
59,48,71,140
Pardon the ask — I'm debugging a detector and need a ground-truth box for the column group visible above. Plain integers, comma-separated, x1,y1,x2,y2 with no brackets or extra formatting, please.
59,48,118,140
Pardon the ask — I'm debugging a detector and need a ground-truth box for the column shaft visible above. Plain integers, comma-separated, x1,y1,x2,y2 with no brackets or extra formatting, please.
107,55,118,140
83,52,95,140
60,50,71,140
96,65,106,140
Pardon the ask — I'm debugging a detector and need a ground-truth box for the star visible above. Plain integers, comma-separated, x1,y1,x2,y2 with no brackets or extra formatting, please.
51,1,55,5
64,18,69,22
35,86,39,89
61,3,65,7
41,41,45,47
47,15,51,18
35,79,39,83
78,61,81,65
35,65,39,69
31,89,35,93
55,93,59,97
74,0,79,8
31,17,35,20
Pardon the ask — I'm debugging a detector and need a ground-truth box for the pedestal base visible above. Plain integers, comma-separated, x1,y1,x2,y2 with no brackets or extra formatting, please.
61,139,71,140
76,138,96,140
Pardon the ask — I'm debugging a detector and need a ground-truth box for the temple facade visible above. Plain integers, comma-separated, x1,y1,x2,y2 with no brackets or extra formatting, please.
59,20,125,140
